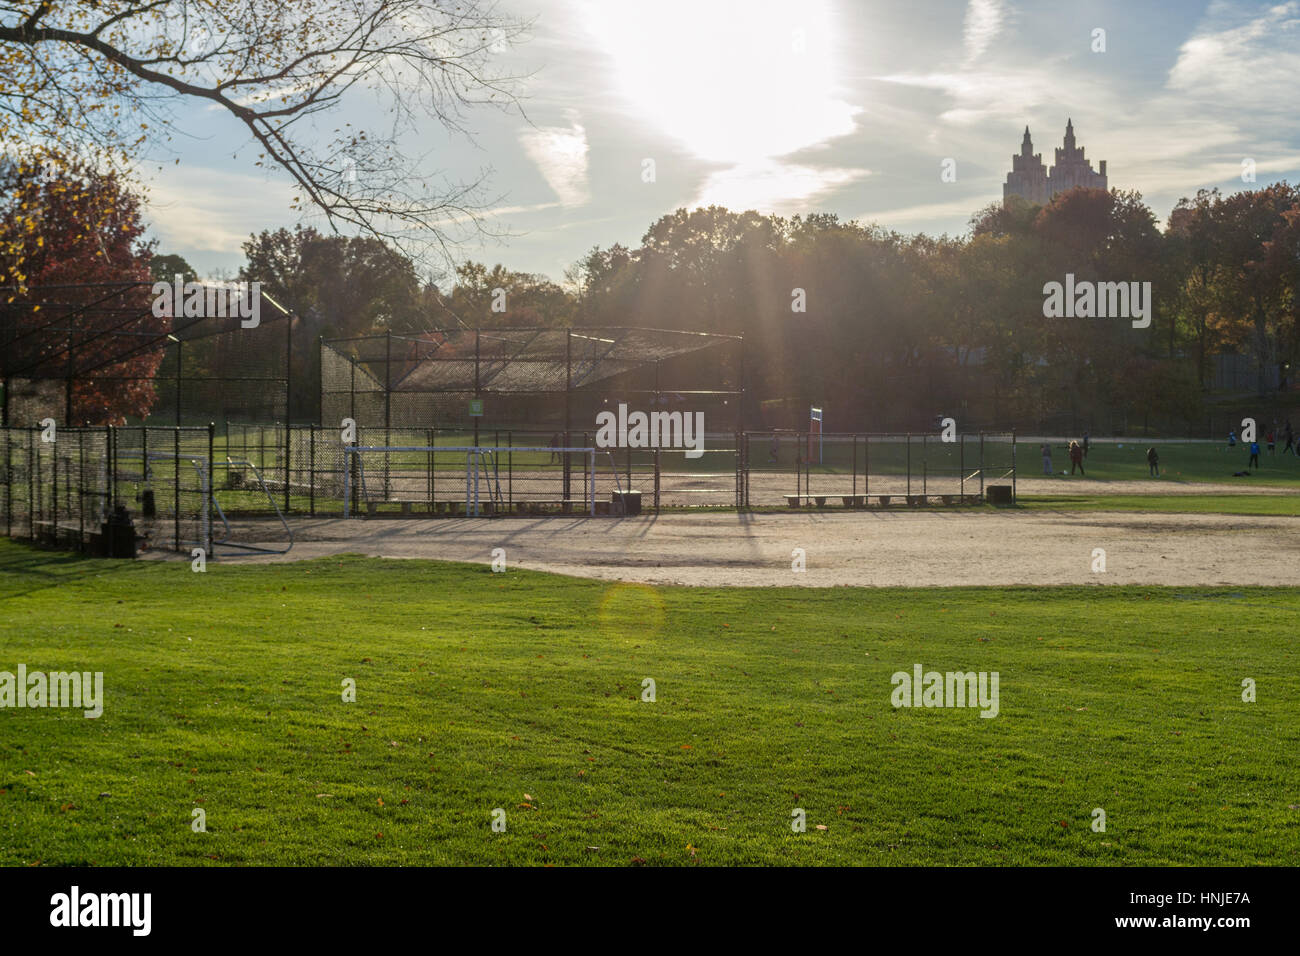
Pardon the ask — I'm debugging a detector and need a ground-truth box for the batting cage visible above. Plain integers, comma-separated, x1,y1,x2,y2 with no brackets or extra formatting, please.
317,327,745,513
0,281,292,428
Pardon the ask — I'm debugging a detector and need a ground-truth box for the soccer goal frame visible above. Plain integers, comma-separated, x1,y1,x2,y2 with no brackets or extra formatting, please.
342,446,622,517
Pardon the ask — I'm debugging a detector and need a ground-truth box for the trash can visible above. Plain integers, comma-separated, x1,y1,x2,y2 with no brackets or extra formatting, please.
986,485,1013,505
612,490,641,516
102,504,138,559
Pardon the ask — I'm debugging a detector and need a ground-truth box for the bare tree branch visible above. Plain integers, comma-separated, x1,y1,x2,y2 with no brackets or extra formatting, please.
0,1,530,273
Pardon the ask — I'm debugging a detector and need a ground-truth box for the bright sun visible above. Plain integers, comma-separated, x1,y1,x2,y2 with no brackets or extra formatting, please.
583,0,857,166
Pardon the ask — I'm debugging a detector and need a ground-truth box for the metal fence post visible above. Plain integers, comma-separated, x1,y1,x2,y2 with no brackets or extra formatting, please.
922,433,927,496
795,432,802,501
77,429,85,548
173,426,181,552
906,433,911,497
1011,429,1017,502
309,425,316,516
852,434,857,499
27,428,35,540
208,422,215,556
3,426,10,538
107,424,115,522
654,447,661,512
52,425,58,543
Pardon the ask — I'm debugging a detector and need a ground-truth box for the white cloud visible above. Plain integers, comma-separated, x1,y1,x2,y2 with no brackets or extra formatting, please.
963,0,1008,65
143,165,296,254
1167,2,1300,114
858,196,993,230
694,161,869,214
518,119,590,207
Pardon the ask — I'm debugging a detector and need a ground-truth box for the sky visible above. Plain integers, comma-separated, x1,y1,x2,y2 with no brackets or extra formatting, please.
141,0,1300,285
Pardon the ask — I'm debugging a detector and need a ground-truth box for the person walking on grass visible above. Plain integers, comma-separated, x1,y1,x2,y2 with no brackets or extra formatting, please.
1069,440,1084,475
1285,421,1296,456
1227,428,1237,449
1249,439,1261,469
1267,429,1276,455
1147,446,1160,477
1041,442,1052,475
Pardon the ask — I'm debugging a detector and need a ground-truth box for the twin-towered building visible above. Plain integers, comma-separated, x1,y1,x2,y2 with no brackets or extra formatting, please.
1003,119,1107,205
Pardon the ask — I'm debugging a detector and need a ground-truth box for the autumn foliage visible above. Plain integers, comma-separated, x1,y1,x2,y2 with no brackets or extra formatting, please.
0,161,165,424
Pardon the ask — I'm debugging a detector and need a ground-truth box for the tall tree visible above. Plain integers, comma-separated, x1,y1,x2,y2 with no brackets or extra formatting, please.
241,225,425,419
0,160,163,423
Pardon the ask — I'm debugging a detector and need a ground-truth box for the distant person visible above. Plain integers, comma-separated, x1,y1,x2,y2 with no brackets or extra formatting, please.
769,434,780,463
1227,429,1237,448
1284,422,1296,456
1147,446,1160,477
1082,430,1090,458
1069,440,1084,475
1249,440,1260,468
1041,442,1052,475
1267,430,1276,454
548,433,562,464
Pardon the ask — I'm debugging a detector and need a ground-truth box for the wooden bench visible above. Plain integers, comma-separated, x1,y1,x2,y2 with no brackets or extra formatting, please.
786,494,904,508
784,494,830,507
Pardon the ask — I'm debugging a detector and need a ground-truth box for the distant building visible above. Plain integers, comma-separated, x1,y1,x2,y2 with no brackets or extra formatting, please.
1003,119,1107,205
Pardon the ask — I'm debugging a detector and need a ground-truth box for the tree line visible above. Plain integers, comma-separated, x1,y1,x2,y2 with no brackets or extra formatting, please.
3,161,1298,432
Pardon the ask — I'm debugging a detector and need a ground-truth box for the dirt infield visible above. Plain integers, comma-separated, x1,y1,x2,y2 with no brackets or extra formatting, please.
203,509,1300,587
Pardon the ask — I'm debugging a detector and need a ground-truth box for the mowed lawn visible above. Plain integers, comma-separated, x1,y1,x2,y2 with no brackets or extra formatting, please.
1,540,1297,866
1012,439,1300,486
1016,494,1300,516
760,438,1300,486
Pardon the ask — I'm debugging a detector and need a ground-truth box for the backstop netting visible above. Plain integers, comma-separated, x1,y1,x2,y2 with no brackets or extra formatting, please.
0,282,289,427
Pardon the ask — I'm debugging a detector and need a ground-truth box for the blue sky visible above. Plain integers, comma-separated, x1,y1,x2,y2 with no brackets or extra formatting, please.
143,0,1300,285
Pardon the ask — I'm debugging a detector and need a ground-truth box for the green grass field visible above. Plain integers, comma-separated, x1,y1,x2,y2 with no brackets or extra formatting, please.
778,439,1300,485
2,539,1297,866
1016,494,1300,516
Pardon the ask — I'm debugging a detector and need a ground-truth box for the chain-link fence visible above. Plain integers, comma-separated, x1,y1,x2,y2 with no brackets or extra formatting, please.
1,425,213,555
1,422,1020,557
741,431,1018,507
1,282,289,428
